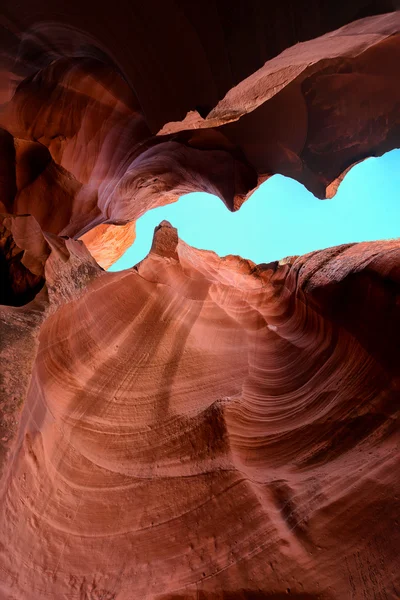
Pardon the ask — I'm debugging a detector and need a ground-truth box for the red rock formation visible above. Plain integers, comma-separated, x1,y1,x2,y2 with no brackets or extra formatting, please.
0,223,399,599
0,5,399,599
0,12,400,266
0,214,48,306
1,1,396,128
80,222,136,270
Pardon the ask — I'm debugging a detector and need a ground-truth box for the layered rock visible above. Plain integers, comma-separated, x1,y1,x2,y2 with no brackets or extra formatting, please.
0,223,399,599
0,5,399,600
0,12,400,265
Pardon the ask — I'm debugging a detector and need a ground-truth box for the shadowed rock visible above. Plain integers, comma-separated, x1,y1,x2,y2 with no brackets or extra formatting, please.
0,5,399,599
0,12,400,265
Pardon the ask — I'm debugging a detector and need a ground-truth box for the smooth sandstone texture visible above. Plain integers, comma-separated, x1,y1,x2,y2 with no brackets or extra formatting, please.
0,5,399,600
0,13,400,266
0,0,396,129
0,223,399,599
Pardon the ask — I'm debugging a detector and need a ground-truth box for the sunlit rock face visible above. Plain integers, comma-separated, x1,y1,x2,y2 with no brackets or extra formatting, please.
1,9,400,264
0,224,399,599
0,3,399,599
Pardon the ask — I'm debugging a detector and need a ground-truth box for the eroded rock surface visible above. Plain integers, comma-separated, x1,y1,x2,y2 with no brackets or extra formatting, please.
0,12,400,264
0,5,399,600
0,223,399,599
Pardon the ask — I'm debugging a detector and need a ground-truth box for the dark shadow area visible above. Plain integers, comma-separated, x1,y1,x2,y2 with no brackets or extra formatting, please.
0,222,44,307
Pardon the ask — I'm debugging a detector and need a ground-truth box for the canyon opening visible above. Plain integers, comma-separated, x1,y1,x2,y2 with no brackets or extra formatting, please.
110,150,400,270
0,4,399,600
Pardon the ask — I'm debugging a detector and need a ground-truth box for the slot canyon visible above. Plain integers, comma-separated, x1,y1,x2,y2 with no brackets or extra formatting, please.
0,2,399,599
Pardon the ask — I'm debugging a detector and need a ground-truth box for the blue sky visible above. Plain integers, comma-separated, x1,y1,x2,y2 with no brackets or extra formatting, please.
109,149,400,271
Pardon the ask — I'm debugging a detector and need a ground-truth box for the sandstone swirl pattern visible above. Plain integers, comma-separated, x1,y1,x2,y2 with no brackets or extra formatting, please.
0,224,398,599
0,5,399,599
1,13,400,267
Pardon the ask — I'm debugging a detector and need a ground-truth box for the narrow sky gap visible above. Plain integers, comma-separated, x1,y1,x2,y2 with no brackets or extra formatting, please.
109,149,400,271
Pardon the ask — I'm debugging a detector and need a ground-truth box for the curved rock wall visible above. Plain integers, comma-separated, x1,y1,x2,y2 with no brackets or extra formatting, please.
0,5,399,599
0,224,399,599
0,13,400,267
